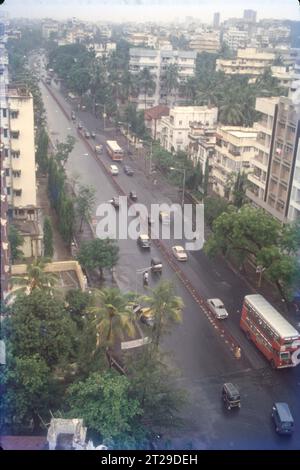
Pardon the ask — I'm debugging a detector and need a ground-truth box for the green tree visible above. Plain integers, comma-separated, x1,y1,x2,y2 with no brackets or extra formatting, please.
7,289,76,367
138,67,156,110
77,238,119,279
43,216,54,258
87,287,136,348
55,135,76,168
126,348,186,430
10,258,58,297
8,225,24,262
76,184,96,232
162,64,179,105
232,172,249,208
204,196,229,228
143,280,183,348
36,127,49,175
204,205,300,299
65,371,142,446
1,353,51,431
65,289,92,326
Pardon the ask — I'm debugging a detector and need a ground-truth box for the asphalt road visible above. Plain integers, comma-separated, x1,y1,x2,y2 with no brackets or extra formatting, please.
37,62,300,449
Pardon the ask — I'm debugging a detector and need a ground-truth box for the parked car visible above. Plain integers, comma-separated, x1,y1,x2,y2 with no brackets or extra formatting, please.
222,383,241,410
78,122,83,130
129,190,137,201
95,144,103,154
207,298,229,319
84,130,90,138
138,234,151,249
151,257,162,273
91,132,96,138
71,111,76,120
148,216,155,226
110,165,119,175
124,165,134,176
272,403,294,435
172,245,188,261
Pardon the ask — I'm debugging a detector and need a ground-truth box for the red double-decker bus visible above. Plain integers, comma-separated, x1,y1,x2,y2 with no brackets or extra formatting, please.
240,294,300,369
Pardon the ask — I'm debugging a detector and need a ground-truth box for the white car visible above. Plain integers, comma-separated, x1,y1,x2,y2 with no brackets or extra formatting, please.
110,164,119,175
172,245,188,261
207,298,229,319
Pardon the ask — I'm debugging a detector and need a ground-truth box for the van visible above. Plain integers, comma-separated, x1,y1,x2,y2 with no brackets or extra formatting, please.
110,165,119,176
272,403,294,435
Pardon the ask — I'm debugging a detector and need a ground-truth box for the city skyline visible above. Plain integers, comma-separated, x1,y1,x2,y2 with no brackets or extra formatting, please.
1,0,299,22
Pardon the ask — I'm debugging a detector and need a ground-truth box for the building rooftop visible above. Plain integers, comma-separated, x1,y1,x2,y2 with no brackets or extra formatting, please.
144,105,169,120
0,436,48,450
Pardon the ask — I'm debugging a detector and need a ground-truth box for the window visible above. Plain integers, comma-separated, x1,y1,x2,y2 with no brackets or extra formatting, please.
179,120,182,125
11,131,20,139
4,148,9,157
12,170,21,177
10,110,19,119
13,189,22,197
3,129,8,138
12,150,20,158
6,187,11,195
5,168,10,176
2,108,7,118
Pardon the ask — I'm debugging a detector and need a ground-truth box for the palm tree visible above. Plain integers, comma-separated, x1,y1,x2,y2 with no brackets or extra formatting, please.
195,76,221,107
9,257,58,298
218,91,244,125
87,288,136,349
162,64,179,105
144,280,184,348
138,67,156,110
254,68,284,97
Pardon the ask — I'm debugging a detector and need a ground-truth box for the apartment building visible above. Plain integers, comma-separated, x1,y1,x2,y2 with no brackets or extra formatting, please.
216,48,275,77
188,124,216,174
1,82,42,258
0,32,10,301
189,32,220,54
243,10,257,23
213,13,220,29
129,48,197,110
212,126,257,199
247,96,300,222
160,106,218,153
144,105,170,141
222,28,249,51
42,20,59,39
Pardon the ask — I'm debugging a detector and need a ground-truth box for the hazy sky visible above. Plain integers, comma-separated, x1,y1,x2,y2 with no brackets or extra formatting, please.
1,0,300,22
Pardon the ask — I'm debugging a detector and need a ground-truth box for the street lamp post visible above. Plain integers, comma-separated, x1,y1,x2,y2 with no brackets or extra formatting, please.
170,167,186,208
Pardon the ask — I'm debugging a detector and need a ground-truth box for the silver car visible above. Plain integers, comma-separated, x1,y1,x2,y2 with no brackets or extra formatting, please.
207,298,229,319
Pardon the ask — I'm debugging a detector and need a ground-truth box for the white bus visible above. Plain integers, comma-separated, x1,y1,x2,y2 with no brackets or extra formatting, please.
106,140,124,161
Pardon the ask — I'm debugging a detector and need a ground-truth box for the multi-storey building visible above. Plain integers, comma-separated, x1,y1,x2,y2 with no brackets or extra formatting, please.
222,28,249,51
129,48,197,110
160,106,218,153
247,96,300,222
243,10,257,23
212,126,257,199
0,27,10,301
189,32,220,54
213,12,220,29
216,48,275,77
1,80,42,258
188,124,216,174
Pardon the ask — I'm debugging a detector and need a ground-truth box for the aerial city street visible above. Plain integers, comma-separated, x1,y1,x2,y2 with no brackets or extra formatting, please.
0,0,300,451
